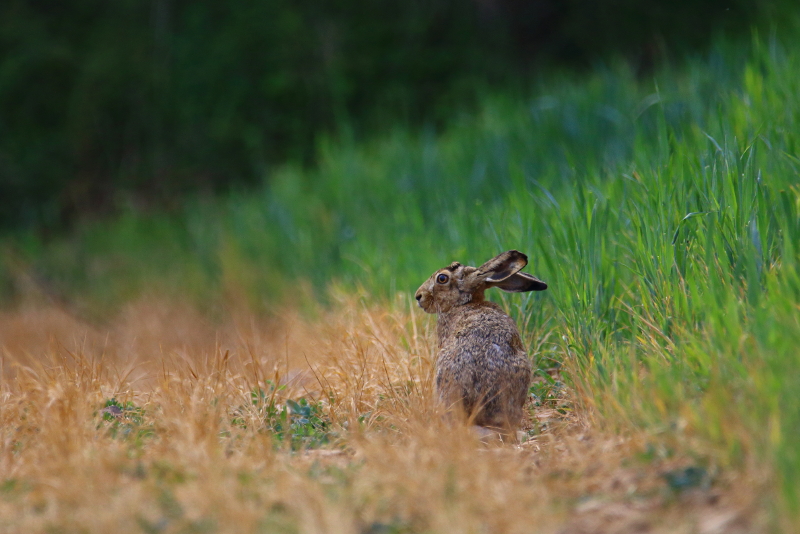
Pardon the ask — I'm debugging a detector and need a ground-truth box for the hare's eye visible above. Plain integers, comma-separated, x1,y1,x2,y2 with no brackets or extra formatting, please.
436,273,449,284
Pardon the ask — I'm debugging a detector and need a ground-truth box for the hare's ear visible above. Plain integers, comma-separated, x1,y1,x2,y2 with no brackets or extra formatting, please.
477,250,528,283
489,272,548,292
478,250,548,292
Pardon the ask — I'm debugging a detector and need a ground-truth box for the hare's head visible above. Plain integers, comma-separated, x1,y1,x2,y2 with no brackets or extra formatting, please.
415,250,547,314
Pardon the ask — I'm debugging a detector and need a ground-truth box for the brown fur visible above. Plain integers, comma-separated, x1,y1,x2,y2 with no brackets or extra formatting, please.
415,251,547,437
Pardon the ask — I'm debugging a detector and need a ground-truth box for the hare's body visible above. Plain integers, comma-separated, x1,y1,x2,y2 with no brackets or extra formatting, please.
436,301,532,430
415,251,547,436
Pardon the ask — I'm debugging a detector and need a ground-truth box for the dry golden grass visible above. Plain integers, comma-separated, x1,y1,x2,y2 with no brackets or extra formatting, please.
0,293,767,534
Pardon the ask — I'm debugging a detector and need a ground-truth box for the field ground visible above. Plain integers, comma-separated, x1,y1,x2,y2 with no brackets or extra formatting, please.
0,297,770,533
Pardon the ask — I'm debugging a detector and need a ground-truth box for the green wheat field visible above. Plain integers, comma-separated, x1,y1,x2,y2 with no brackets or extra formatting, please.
2,27,800,533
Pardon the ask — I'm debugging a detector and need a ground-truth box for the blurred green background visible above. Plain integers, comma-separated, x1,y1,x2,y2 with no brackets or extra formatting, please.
0,0,798,316
0,0,792,232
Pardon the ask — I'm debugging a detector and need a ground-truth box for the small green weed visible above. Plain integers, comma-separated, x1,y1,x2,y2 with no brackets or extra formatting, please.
525,369,571,439
136,487,216,534
232,386,333,450
98,398,154,444
361,520,415,534
529,368,566,409
662,466,710,493
0,478,29,501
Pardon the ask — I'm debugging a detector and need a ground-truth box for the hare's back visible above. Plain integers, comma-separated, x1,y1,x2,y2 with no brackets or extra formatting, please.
437,302,529,376
438,302,519,342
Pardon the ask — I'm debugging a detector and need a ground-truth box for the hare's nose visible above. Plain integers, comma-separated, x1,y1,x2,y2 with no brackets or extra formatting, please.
415,294,421,302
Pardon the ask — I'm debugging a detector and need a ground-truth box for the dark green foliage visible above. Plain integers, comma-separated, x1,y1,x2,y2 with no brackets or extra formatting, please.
529,369,565,408
232,387,333,450
0,478,27,499
361,521,415,534
136,487,217,534
662,466,710,492
0,0,795,231
98,398,155,443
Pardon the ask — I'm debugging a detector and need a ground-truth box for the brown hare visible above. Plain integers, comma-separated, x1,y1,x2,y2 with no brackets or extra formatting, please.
415,250,547,438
